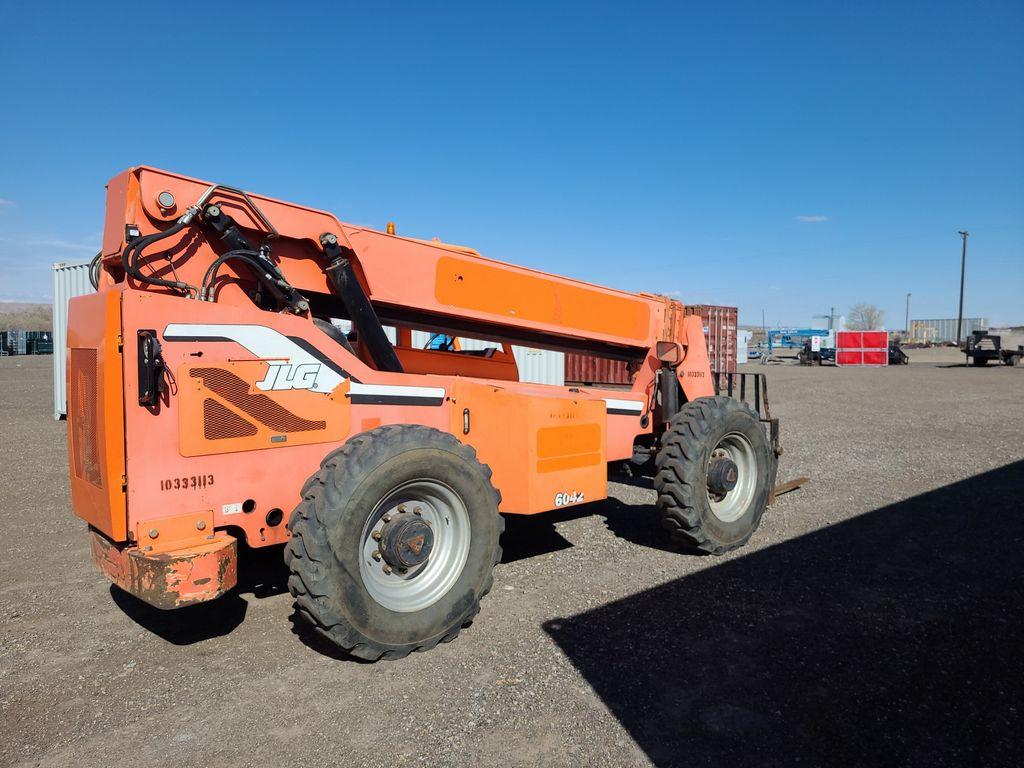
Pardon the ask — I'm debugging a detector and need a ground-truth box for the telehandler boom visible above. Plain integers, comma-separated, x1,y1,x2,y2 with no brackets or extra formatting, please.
68,166,781,659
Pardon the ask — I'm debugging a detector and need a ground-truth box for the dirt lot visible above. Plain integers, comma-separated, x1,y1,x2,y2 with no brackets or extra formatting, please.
1,349,1022,767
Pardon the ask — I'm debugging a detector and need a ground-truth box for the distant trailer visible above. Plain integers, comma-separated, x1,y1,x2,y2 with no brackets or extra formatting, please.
836,331,889,366
964,331,1023,367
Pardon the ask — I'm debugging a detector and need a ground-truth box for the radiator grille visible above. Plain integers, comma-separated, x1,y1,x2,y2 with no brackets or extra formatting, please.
190,367,326,433
69,348,102,487
203,398,259,440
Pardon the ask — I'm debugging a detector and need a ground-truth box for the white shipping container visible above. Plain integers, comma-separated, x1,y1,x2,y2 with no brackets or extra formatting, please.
510,346,565,386
52,260,95,419
736,329,753,364
329,324,563,385
410,330,564,386
910,317,988,344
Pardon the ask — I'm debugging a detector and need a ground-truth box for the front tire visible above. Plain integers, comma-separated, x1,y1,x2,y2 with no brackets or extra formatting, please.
654,397,774,555
285,425,503,661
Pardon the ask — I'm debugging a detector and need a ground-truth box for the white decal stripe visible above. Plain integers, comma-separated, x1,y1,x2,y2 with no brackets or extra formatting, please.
603,398,644,412
164,323,446,403
349,383,446,400
162,323,345,394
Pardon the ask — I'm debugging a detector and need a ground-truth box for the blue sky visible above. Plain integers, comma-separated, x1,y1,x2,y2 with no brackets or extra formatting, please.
1,1,1021,327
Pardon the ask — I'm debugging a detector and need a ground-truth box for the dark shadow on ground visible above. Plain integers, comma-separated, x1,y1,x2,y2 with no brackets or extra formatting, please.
545,460,1024,768
286,610,378,663
110,586,248,644
500,511,579,563
499,465,680,562
499,495,678,563
236,541,291,599
110,538,289,644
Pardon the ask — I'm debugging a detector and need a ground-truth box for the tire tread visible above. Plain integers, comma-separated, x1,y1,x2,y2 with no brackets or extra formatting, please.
285,425,503,661
654,396,770,555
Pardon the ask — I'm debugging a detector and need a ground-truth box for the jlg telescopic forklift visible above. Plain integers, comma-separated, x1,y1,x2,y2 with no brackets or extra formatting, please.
69,166,783,660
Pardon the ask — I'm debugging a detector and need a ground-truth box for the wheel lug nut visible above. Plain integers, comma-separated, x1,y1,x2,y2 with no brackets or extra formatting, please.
397,504,407,513
413,507,422,515
382,513,391,523
372,550,381,561
382,565,392,575
371,531,382,541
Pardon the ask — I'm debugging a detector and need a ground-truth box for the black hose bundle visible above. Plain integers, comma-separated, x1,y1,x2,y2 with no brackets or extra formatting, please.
200,248,291,305
88,252,101,290
120,219,196,295
117,203,304,313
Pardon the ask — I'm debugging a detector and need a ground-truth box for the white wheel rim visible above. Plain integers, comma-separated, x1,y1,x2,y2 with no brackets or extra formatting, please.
358,479,471,613
707,432,758,523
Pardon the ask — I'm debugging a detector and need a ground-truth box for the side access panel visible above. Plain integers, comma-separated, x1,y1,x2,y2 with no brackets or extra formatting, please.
67,290,127,541
451,381,607,515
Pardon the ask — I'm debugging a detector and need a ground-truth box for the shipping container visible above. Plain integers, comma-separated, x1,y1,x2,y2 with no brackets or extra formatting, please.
565,304,739,385
686,304,738,373
736,329,753,364
564,353,631,385
909,318,987,344
3,329,28,355
409,330,564,386
52,260,95,418
335,324,563,386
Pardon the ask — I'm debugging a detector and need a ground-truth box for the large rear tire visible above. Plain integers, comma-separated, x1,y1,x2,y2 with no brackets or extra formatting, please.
285,425,503,661
654,396,773,555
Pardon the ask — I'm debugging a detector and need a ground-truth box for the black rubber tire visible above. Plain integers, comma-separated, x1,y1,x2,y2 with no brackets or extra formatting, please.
972,357,988,367
654,396,773,555
1005,355,1018,367
285,425,504,661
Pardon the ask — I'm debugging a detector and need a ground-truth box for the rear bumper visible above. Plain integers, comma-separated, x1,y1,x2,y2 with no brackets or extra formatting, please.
89,528,238,609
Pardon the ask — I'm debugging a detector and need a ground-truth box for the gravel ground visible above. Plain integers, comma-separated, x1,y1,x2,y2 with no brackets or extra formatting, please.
1,349,1021,767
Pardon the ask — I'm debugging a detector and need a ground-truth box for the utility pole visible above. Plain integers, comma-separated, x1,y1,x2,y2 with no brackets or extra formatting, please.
813,307,835,331
905,293,911,337
956,231,968,346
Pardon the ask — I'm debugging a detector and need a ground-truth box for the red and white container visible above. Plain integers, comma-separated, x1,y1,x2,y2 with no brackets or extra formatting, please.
564,304,739,384
835,331,889,366
686,304,738,374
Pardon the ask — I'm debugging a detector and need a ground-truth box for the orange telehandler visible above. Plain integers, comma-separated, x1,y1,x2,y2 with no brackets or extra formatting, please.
68,166,782,660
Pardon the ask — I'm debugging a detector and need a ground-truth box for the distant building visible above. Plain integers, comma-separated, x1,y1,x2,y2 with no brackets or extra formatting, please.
909,318,987,344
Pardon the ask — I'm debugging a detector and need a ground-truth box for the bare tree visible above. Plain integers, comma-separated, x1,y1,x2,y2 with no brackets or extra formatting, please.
847,303,885,330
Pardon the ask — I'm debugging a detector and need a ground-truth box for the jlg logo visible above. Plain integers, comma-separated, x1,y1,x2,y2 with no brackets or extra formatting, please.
256,362,323,391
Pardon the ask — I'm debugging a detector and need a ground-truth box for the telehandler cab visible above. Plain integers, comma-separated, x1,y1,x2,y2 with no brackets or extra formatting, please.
69,166,782,660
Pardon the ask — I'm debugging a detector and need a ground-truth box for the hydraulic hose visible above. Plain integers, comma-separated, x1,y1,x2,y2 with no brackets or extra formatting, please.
88,252,101,290
121,219,195,294
201,249,290,305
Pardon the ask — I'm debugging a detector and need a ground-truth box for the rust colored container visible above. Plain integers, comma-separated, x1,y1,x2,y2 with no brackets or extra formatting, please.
565,304,738,384
564,353,631,385
685,304,738,374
